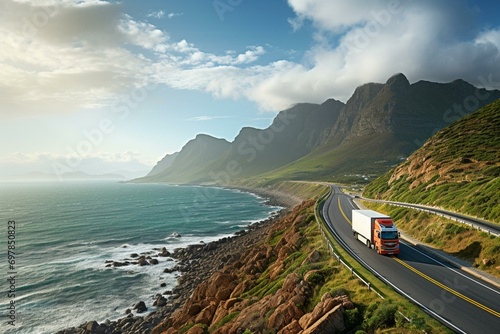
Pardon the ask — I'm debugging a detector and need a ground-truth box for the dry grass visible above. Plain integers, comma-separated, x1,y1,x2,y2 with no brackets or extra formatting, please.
362,201,500,278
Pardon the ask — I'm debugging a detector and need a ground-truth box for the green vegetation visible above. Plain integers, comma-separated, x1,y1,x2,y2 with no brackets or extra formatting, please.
229,199,450,333
312,198,450,333
364,99,500,224
248,134,405,186
179,323,208,334
268,181,328,200
210,312,240,332
362,201,500,278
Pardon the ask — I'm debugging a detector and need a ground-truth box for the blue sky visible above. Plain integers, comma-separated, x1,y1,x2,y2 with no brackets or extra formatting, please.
1,0,500,178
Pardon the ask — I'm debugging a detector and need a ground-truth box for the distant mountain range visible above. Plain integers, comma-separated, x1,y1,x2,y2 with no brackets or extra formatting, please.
7,170,145,181
134,73,500,185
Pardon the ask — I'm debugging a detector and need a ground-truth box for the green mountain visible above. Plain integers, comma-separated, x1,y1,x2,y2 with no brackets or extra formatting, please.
363,99,500,223
147,152,179,177
135,134,231,184
260,74,500,183
139,74,500,185
208,99,345,179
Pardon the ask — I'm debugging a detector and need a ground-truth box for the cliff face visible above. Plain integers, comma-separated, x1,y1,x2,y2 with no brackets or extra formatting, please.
266,74,500,182
151,201,354,334
147,152,179,177
207,100,345,178
136,134,231,183
363,99,500,223
142,73,500,184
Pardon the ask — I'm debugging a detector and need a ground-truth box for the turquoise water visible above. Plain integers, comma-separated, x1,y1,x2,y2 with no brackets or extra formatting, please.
0,181,280,333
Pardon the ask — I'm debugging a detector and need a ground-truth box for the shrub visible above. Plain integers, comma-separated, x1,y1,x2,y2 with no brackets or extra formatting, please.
345,307,362,329
363,300,398,332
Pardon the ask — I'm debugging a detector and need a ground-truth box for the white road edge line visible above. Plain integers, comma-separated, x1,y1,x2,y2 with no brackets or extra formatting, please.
400,240,500,295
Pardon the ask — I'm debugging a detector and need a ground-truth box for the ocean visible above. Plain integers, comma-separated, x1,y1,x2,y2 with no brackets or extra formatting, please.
0,181,280,333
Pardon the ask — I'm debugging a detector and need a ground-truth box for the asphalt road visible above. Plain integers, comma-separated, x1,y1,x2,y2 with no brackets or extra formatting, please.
321,186,500,334
361,197,500,237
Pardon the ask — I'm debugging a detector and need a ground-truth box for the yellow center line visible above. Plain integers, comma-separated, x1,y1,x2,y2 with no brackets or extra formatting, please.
392,257,500,318
336,195,500,318
338,197,352,225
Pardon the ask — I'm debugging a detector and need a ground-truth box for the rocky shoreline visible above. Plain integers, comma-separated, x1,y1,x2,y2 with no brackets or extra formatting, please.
57,191,294,334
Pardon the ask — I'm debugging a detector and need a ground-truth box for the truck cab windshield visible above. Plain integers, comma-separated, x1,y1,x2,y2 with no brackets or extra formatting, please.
381,231,398,239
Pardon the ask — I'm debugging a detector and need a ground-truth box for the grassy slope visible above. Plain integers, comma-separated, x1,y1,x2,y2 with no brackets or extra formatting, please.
242,133,409,187
362,201,500,278
224,201,449,333
364,99,500,224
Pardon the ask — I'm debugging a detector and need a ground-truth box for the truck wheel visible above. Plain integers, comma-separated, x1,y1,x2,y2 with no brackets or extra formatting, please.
353,232,357,238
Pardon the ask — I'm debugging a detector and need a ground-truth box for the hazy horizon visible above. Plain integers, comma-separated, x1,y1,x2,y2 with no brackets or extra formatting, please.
2,0,500,178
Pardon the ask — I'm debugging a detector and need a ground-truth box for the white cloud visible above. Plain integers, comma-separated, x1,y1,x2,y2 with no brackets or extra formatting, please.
2,0,500,119
146,10,182,20
239,0,500,109
0,0,159,117
287,0,387,31
147,10,165,19
167,12,183,19
0,0,272,118
153,0,500,111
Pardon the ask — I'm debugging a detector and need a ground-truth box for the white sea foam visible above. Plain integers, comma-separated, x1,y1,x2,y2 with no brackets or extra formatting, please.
0,181,277,334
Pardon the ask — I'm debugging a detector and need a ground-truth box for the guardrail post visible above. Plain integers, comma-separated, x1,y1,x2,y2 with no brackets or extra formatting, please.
367,282,371,291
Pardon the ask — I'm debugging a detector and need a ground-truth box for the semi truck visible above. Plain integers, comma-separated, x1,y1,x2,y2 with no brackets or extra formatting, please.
352,210,400,255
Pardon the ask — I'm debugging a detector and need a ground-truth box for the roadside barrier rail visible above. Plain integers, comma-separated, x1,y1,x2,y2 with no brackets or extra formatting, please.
314,189,418,324
361,198,500,238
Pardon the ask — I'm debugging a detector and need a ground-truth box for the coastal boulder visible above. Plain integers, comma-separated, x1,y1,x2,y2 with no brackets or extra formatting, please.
205,272,238,300
268,300,304,330
302,304,345,334
195,302,218,325
154,295,168,307
186,326,205,334
299,294,354,331
138,257,150,266
134,301,147,313
158,247,171,257
278,319,303,334
302,250,321,265
85,321,98,332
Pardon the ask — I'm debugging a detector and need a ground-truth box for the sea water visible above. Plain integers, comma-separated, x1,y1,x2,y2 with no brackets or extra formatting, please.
0,181,280,333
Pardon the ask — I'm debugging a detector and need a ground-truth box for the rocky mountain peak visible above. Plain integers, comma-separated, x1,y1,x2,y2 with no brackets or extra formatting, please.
385,73,410,93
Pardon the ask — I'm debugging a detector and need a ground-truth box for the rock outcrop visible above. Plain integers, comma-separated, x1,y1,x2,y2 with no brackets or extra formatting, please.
58,200,354,334
150,201,354,334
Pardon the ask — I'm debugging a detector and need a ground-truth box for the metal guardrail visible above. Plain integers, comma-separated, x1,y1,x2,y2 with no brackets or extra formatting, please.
362,198,500,238
314,189,426,325
314,189,385,300
314,190,472,332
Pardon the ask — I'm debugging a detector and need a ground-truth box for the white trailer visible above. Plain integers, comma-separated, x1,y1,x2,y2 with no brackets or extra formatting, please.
352,209,400,255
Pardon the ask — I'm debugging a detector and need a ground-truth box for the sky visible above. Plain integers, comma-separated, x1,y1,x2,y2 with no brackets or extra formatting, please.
1,0,500,178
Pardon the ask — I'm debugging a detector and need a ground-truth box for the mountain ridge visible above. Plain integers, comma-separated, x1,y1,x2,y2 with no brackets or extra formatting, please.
136,73,500,185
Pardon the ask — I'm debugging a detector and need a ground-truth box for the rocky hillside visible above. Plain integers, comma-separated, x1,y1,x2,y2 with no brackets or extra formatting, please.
137,73,500,185
147,152,179,177
363,99,500,223
150,201,356,334
208,99,345,179
137,135,231,183
59,196,446,334
261,74,500,183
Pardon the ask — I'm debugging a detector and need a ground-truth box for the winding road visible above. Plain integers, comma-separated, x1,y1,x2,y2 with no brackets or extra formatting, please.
320,186,500,334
